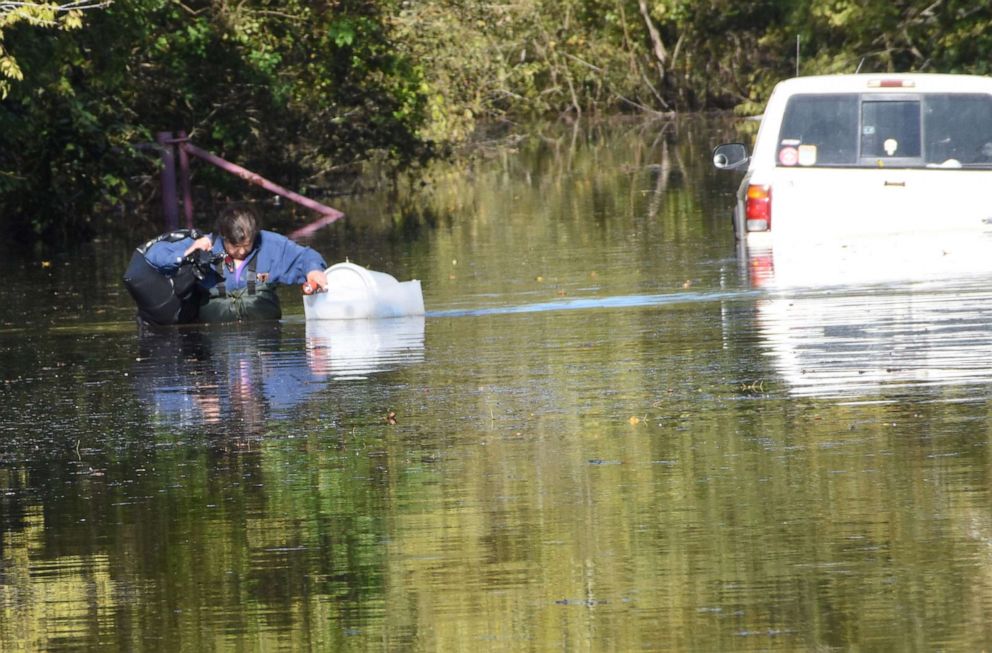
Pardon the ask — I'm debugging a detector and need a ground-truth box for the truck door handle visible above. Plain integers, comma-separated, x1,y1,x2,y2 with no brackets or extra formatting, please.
884,180,906,187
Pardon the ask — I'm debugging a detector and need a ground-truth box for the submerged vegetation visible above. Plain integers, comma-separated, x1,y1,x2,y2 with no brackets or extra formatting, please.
1,1,992,241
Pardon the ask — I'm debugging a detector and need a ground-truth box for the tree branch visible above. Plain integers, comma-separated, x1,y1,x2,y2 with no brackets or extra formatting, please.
637,0,667,72
1,1,112,14
1,1,112,27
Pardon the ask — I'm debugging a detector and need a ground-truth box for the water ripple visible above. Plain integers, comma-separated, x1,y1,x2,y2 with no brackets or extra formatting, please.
429,290,758,317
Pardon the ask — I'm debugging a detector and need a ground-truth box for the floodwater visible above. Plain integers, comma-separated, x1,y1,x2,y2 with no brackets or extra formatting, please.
3,117,992,651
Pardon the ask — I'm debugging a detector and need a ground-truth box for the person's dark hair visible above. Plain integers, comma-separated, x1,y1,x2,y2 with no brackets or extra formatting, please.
217,205,259,245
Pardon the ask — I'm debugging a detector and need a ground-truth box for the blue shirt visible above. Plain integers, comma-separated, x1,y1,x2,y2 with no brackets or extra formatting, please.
145,230,326,290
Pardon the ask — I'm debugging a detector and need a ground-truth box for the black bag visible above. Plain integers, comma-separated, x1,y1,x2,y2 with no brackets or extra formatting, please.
122,229,212,326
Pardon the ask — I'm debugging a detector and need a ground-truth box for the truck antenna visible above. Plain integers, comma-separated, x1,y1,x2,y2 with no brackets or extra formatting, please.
855,57,865,74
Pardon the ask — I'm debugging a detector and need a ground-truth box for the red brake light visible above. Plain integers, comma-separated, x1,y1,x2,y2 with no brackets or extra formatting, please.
745,184,771,232
867,79,915,88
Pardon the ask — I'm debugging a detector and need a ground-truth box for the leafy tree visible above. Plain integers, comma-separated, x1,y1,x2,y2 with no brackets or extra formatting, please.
4,0,992,243
0,1,109,98
0,0,432,241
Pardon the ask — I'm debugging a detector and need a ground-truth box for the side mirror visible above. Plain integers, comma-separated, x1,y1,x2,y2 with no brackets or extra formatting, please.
712,143,749,170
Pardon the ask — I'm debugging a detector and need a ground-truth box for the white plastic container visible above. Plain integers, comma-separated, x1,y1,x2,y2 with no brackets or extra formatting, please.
302,261,425,320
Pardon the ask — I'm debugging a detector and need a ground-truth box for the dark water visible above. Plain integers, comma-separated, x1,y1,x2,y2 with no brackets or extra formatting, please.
3,117,992,650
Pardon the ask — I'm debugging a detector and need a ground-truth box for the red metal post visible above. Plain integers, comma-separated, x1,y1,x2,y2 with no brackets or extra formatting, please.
181,142,344,223
156,131,178,230
176,130,193,228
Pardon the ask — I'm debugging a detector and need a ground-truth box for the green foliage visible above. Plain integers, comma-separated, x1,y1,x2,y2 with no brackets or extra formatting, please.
0,1,99,98
2,0,992,242
0,0,432,240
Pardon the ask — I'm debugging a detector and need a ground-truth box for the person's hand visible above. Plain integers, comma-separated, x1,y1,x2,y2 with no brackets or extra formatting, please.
183,235,213,256
306,269,328,292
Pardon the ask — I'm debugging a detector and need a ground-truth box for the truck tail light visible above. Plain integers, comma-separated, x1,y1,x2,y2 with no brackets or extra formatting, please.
745,184,771,232
867,79,915,88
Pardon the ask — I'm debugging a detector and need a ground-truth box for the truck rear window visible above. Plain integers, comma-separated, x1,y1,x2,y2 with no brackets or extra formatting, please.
777,93,992,168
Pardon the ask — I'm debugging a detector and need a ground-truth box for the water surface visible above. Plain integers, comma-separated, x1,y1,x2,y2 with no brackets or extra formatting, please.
2,117,992,651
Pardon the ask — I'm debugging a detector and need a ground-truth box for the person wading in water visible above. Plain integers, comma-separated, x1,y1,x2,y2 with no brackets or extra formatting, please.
124,204,329,325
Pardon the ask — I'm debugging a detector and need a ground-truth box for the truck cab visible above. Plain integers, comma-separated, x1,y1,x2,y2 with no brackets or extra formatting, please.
713,74,992,246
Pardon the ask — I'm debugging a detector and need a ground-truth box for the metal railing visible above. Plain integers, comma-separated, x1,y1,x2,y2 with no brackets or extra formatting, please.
156,131,345,239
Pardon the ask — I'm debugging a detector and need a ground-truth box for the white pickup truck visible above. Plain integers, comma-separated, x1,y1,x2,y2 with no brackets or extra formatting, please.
713,74,992,244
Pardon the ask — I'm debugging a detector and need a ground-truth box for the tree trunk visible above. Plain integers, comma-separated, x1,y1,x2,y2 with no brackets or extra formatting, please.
638,0,668,83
